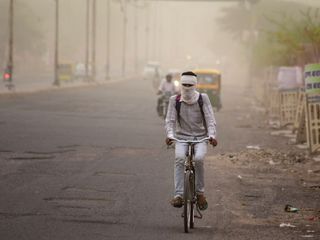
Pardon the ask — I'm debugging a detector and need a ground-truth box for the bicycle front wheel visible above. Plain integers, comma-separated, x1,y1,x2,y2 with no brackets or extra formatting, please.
183,170,194,233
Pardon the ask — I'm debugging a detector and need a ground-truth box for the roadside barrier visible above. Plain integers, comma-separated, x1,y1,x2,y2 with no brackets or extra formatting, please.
305,100,320,153
259,64,320,153
279,89,299,127
269,88,280,118
304,63,320,153
294,91,306,144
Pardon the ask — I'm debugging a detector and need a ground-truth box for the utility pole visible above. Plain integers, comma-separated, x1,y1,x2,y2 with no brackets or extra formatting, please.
91,0,96,81
157,2,162,65
152,1,157,60
145,2,150,63
85,0,90,81
134,0,138,74
53,0,60,86
121,0,127,77
5,0,15,86
106,0,111,80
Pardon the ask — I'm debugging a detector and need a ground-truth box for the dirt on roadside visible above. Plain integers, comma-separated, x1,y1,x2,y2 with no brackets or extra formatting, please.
205,92,320,238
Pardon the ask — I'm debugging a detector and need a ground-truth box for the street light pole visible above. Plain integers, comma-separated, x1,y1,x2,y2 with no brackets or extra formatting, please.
121,0,127,77
106,0,111,80
7,0,14,83
85,0,90,81
91,0,96,81
152,1,157,60
134,0,138,74
145,2,149,64
53,0,60,86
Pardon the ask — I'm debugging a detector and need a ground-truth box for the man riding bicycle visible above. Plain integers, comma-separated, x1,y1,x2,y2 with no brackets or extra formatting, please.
165,71,217,210
157,73,177,117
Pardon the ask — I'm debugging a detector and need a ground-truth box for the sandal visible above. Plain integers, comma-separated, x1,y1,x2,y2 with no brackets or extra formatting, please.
170,196,183,208
197,194,208,211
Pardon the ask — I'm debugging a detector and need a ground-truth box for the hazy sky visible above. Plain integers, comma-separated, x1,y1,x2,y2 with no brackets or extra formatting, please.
18,0,238,74
2,0,319,78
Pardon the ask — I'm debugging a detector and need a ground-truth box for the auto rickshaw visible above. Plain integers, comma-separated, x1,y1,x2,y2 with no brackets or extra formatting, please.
193,69,222,111
58,63,74,82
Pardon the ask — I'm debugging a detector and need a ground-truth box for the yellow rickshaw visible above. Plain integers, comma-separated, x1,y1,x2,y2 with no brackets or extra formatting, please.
58,63,74,82
193,69,222,111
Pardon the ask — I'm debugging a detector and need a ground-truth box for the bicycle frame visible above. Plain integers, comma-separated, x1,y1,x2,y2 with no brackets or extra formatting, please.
172,137,210,233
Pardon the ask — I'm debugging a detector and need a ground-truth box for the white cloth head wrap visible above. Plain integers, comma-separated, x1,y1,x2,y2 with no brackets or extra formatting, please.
181,75,197,85
180,74,199,104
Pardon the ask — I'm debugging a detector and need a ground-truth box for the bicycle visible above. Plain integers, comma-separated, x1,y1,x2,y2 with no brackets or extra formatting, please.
171,137,211,233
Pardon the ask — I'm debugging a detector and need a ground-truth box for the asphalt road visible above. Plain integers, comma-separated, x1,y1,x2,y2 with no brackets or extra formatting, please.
0,78,318,239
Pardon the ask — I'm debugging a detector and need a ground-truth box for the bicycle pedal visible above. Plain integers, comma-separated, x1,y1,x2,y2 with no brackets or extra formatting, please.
194,214,202,219
195,205,203,219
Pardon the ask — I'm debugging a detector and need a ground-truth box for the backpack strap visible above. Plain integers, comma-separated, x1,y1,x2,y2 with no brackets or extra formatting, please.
175,94,207,132
198,94,208,132
175,95,182,125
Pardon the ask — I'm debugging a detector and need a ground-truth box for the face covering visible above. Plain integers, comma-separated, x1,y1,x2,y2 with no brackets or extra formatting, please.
181,85,199,104
180,75,199,104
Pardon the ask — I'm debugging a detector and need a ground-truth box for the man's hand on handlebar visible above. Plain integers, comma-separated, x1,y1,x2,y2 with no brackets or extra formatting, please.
209,138,218,147
166,137,217,146
165,137,174,146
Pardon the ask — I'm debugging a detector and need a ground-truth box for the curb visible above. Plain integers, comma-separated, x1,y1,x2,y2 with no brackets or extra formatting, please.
0,77,131,97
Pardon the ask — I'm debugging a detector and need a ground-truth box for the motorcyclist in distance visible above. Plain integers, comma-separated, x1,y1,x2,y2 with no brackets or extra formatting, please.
157,74,176,117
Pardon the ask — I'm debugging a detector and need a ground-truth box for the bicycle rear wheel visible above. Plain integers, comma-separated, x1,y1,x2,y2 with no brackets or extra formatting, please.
183,170,194,233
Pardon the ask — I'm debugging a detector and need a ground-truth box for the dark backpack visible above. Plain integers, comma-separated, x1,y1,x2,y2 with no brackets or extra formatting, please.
175,94,207,131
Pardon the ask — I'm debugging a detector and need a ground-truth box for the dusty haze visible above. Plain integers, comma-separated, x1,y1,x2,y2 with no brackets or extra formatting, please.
0,0,249,86
1,0,318,88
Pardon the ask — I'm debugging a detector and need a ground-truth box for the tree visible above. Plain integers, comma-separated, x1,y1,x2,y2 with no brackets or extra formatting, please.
251,8,320,68
216,0,313,69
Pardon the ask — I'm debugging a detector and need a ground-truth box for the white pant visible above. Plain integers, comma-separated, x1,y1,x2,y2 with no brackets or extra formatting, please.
174,141,207,197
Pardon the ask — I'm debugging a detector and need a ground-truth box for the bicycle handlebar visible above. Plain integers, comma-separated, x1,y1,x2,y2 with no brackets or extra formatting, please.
170,137,211,143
